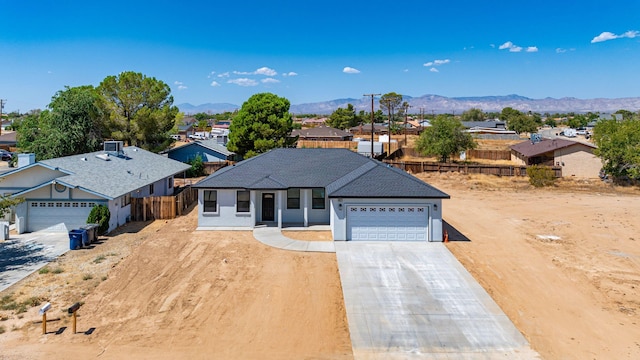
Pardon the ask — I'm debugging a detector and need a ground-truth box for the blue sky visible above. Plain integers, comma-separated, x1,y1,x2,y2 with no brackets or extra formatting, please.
1,0,639,113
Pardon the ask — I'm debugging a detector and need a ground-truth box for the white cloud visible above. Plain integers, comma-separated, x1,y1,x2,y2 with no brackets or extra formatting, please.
556,48,567,53
227,78,258,87
255,67,277,76
429,68,439,73
526,46,538,53
217,72,230,78
591,30,639,43
174,81,187,90
490,44,496,48
261,78,280,84
210,81,221,87
343,67,360,74
282,71,298,77
423,59,450,67
499,41,523,52
207,71,216,78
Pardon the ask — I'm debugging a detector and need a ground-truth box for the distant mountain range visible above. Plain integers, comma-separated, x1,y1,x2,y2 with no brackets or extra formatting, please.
177,94,640,115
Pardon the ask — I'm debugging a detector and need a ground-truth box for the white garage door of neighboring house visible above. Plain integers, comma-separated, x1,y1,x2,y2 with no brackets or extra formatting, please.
27,201,96,233
346,205,429,241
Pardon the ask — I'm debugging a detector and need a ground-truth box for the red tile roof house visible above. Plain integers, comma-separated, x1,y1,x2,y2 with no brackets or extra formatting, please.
193,148,449,241
510,138,601,178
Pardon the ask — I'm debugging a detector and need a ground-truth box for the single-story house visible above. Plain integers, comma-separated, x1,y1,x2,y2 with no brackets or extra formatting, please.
291,126,353,141
193,148,449,241
0,141,190,233
510,138,601,178
162,139,236,163
349,124,388,135
461,120,506,130
177,124,194,141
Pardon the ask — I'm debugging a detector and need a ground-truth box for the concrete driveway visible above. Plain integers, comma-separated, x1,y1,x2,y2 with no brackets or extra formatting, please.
0,231,70,292
335,241,540,359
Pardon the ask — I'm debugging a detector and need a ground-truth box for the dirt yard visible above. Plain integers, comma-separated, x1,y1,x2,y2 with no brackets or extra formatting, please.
1,173,639,359
418,172,640,360
0,207,351,359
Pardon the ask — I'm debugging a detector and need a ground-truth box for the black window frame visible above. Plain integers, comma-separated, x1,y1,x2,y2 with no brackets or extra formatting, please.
287,188,300,209
312,188,325,209
204,190,217,213
237,190,250,213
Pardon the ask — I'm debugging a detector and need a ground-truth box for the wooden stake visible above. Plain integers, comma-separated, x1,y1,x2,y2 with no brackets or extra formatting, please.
72,312,77,334
42,313,46,335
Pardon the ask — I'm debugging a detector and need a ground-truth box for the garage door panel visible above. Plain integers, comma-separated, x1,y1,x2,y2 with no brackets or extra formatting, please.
347,205,429,241
27,201,96,233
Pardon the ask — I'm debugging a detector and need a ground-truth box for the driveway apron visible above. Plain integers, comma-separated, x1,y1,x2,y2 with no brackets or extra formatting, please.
335,241,540,359
0,232,70,292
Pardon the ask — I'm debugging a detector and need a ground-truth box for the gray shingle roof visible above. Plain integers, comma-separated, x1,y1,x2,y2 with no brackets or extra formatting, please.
40,146,191,199
194,148,449,199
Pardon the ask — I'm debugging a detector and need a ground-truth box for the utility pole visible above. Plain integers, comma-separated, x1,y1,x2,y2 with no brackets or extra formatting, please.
0,99,5,136
363,93,380,158
404,103,411,145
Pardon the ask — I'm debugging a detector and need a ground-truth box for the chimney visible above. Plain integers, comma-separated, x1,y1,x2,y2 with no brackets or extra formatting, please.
18,153,36,168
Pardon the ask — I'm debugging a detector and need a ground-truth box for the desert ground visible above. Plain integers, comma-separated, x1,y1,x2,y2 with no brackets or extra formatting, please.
1,172,639,359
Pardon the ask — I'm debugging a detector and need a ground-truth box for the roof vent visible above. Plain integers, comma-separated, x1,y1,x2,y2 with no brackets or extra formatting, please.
81,157,87,161
95,153,110,161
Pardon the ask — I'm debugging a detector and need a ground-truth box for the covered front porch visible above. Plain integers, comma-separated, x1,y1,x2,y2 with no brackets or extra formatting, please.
254,189,330,229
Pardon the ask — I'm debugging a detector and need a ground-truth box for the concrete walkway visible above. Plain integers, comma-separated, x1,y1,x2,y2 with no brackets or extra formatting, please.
0,231,70,292
252,226,335,253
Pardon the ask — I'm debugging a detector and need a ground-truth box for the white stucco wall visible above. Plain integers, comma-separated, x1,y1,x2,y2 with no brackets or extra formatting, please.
197,189,255,228
0,166,66,195
330,198,444,242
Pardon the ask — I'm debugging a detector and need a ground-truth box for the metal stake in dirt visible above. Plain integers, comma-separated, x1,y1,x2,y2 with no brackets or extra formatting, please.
68,302,81,334
39,303,51,335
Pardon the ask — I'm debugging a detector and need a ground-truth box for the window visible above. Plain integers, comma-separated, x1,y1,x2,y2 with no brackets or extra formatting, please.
122,193,131,207
204,190,217,213
312,188,325,209
237,190,250,213
149,184,155,195
287,188,300,209
168,177,173,189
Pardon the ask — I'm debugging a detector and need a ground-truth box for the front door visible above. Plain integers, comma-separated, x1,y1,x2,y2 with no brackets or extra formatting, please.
262,193,275,221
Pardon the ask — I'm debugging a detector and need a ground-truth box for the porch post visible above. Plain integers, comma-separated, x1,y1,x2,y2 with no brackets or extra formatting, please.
303,189,309,227
277,190,283,229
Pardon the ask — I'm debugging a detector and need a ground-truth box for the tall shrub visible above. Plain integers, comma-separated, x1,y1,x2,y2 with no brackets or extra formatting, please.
87,204,110,234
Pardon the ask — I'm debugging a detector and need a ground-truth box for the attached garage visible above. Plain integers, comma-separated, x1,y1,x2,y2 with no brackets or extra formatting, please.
346,205,429,241
27,201,97,233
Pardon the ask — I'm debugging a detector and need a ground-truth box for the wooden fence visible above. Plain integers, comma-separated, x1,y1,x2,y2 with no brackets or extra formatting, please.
297,139,406,154
384,160,563,178
466,149,512,161
203,161,233,175
130,186,198,221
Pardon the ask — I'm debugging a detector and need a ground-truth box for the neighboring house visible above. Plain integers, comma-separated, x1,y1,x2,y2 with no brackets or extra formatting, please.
193,148,449,241
177,124,194,141
162,139,236,163
0,131,16,151
291,126,353,141
0,141,190,234
349,124,388,135
510,138,600,178
461,120,506,129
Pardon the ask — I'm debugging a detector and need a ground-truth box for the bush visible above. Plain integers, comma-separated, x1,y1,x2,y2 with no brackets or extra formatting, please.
186,155,205,178
527,165,556,187
87,204,110,235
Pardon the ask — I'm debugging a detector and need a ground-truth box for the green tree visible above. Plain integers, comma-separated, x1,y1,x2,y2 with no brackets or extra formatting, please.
379,92,403,130
499,107,521,121
98,71,179,153
507,114,539,134
87,204,111,235
415,115,477,162
593,118,640,181
461,108,485,122
17,86,103,160
0,196,24,218
227,93,295,158
327,104,358,129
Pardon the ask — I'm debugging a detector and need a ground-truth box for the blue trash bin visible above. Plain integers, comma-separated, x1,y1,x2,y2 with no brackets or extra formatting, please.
69,230,83,250
78,229,89,247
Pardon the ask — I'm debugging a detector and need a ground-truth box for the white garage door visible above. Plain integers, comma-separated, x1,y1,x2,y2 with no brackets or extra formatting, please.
27,201,96,233
346,205,429,241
